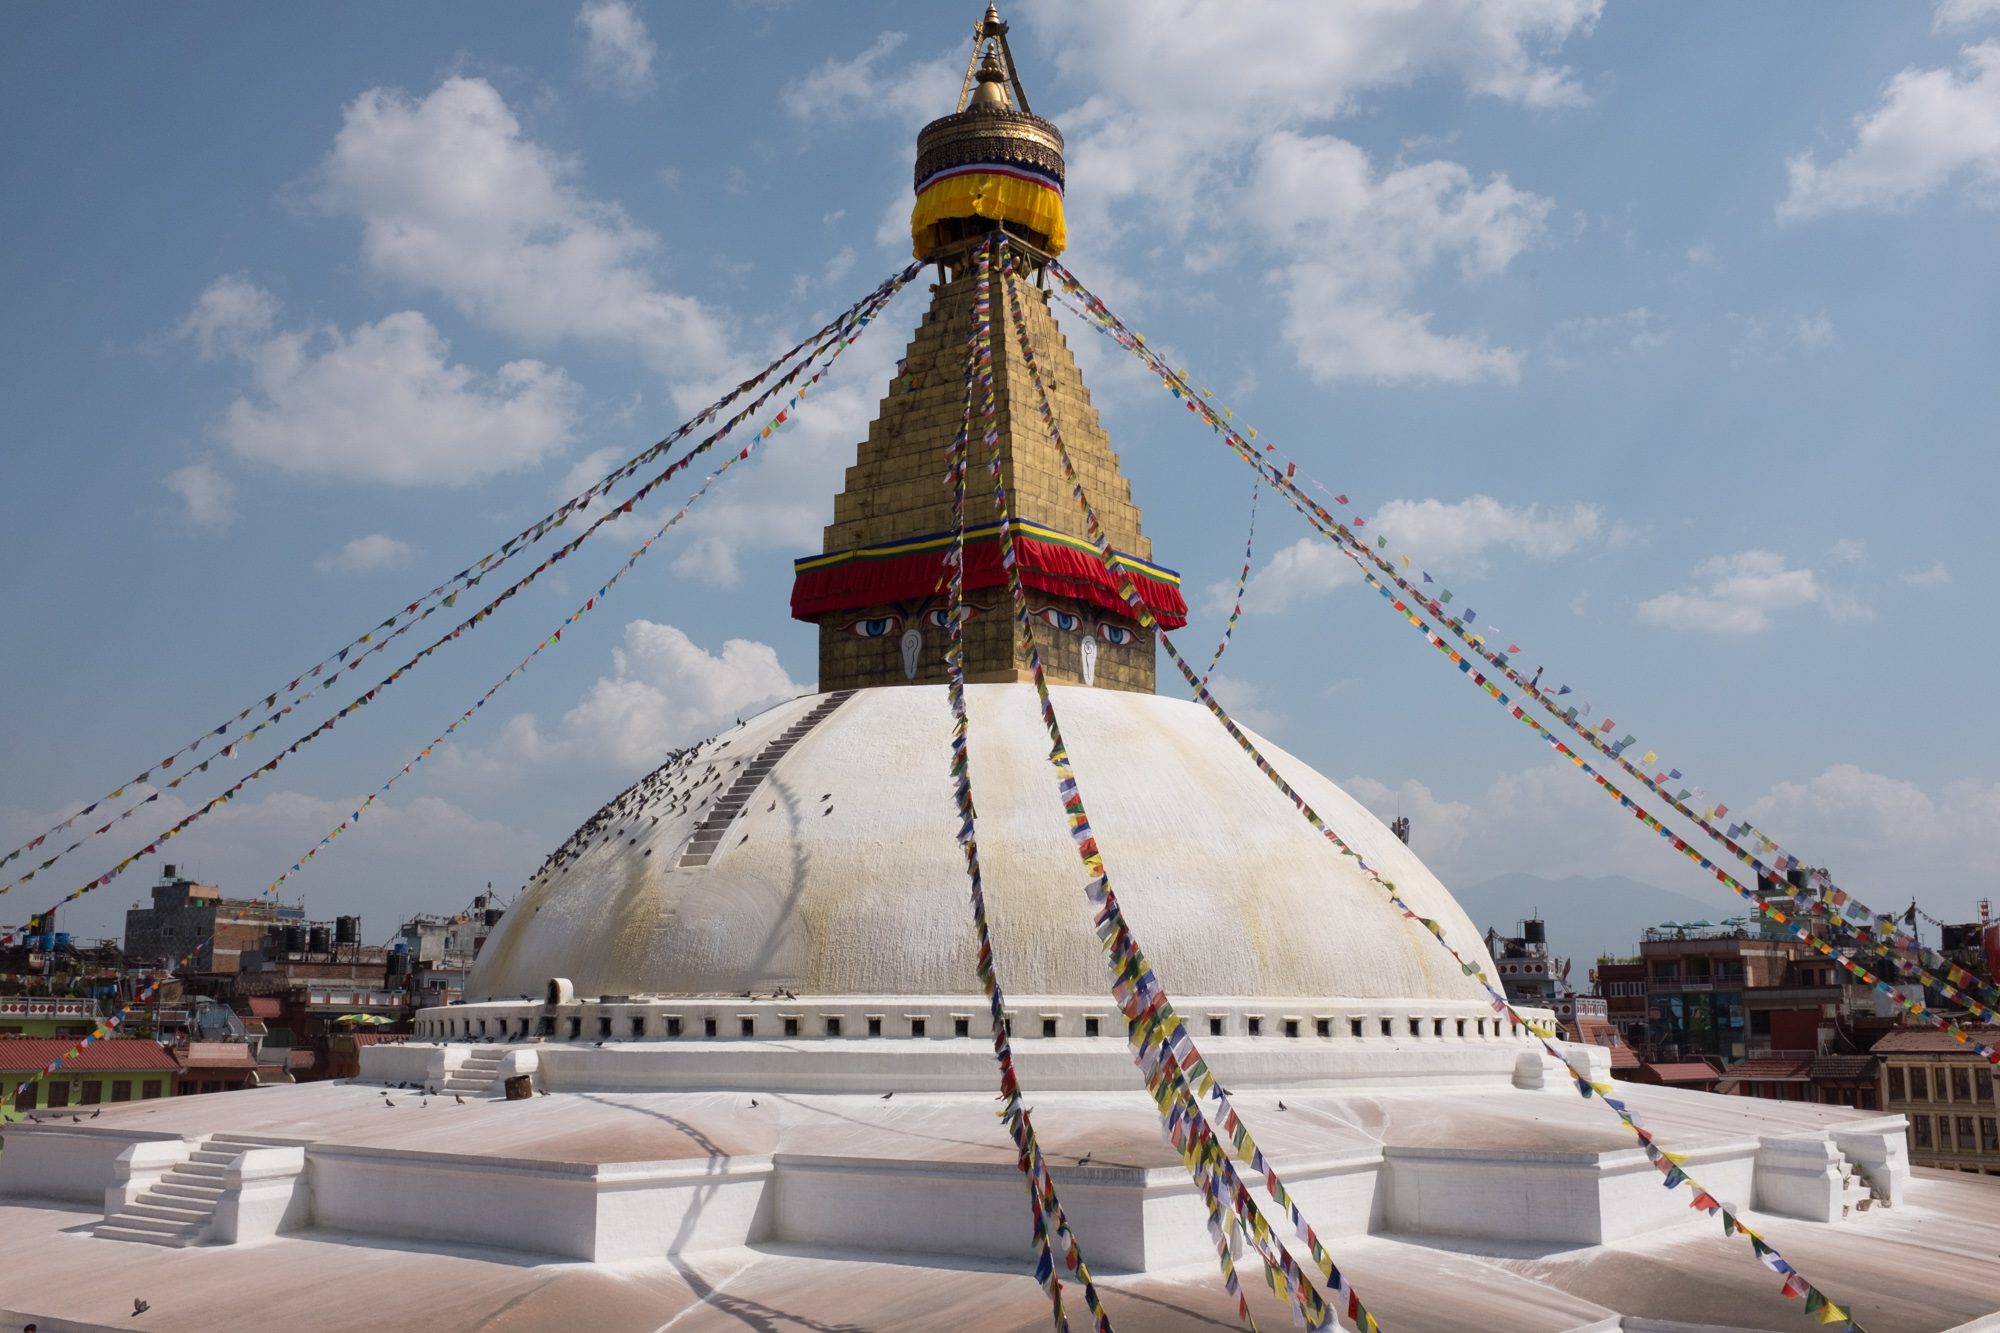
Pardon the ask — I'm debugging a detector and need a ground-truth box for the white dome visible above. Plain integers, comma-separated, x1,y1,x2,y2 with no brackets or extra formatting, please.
467,685,1497,1004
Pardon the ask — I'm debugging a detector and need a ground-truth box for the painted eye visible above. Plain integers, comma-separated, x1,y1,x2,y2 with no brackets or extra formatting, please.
842,616,902,638
924,605,984,628
1033,607,1082,633
1096,623,1137,646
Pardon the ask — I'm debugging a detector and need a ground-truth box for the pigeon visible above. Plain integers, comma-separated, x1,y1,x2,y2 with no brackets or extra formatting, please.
383,1098,394,1108
880,1091,894,1101
594,1040,605,1048
1076,1153,1092,1166
749,1098,760,1108
1277,1100,1288,1111
421,1100,428,1109
538,1089,550,1097
454,1094,465,1106
72,1114,81,1122
134,1298,151,1315
90,1108,100,1119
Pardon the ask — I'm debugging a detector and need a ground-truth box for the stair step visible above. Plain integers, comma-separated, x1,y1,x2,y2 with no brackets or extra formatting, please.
154,1181,224,1201
189,1150,238,1165
173,1161,228,1179
108,1212,203,1235
97,1224,199,1248
129,1200,215,1223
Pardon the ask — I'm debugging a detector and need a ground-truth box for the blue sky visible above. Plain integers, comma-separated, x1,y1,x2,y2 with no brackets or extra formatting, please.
3,1,1997,958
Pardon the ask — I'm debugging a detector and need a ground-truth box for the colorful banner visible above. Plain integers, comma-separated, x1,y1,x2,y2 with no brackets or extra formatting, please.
13,267,922,938
1047,258,2000,1058
790,518,1186,628
939,270,1112,1331
913,162,1067,259
1199,480,1258,693
992,241,1374,1333
1030,248,1872,1330
0,280,918,900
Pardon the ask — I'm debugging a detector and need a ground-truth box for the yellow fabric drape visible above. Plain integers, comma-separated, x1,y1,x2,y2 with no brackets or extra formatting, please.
911,172,1067,258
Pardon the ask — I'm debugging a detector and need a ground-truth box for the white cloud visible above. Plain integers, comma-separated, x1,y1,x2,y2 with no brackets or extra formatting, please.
185,277,577,486
1902,560,1952,585
176,273,278,359
164,459,237,532
1239,536,1362,613
1794,313,1836,348
478,620,809,774
1728,311,1841,366
780,32,959,125
1373,495,1612,572
315,77,731,378
1936,0,2000,31
1829,537,1866,563
315,533,419,574
577,0,656,97
1779,42,2000,220
1637,550,1863,634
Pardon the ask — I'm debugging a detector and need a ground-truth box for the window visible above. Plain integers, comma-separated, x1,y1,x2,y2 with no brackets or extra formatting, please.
81,1082,102,1105
111,1080,133,1102
142,1080,163,1100
47,1082,69,1109
599,1017,613,1039
740,1017,755,1038
1284,1019,1300,1039
639,1017,656,1038
782,1017,800,1038
1380,1018,1394,1038
12,1082,32,1112
1456,1019,1467,1038
1042,1018,1058,1038
1913,1115,1932,1148
1983,1117,1999,1153
703,1017,718,1038
1952,1067,1972,1101
1958,1116,1976,1149
538,1016,555,1036
1475,1019,1487,1037
567,1017,581,1040
1911,1068,1929,1100
867,1016,883,1037
1888,1067,1906,1100
910,1017,927,1038
1434,1018,1446,1038
1409,1018,1423,1038
825,1017,842,1038
1934,1068,1950,1101
1316,1019,1331,1038
517,1018,529,1038
1349,1018,1364,1038
1208,1016,1224,1037
1085,1017,1100,1038
1247,1016,1263,1037
954,1016,971,1038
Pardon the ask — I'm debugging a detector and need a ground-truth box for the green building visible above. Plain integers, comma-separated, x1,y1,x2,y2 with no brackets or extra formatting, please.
2,1037,178,1122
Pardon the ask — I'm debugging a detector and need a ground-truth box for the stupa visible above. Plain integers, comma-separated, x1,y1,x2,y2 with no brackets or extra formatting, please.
3,10,1996,1331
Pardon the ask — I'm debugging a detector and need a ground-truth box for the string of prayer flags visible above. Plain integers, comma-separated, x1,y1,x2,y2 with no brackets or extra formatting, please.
1004,243,1375,1333
19,268,920,931
1041,254,1882,1327
1046,254,2000,1035
0,277,918,895
1198,480,1260,693
944,255,1113,1331
254,273,913,907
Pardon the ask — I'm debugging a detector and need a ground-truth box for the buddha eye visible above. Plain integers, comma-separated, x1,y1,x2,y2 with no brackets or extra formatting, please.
1096,622,1137,646
1032,606,1082,633
924,605,984,628
842,615,902,638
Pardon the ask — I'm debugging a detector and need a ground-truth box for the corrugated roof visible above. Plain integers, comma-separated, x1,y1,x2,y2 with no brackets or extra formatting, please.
0,1037,179,1074
1810,1054,1877,1080
1872,1024,2000,1054
1717,1055,1814,1086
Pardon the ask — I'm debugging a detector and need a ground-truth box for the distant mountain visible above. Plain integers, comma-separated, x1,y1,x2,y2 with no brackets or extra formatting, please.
1451,872,1737,978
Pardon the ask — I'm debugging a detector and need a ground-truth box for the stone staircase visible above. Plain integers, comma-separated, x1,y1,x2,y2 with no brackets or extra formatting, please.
1839,1149,1891,1215
97,1133,261,1246
678,691,855,868
441,1046,508,1096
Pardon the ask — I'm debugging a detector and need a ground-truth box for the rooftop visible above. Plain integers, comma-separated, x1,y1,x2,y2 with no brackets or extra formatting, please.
0,1037,179,1074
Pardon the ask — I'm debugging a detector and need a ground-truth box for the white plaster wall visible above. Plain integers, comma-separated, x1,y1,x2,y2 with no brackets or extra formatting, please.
592,1158,773,1261
468,687,1502,1007
0,1127,183,1205
307,1147,602,1260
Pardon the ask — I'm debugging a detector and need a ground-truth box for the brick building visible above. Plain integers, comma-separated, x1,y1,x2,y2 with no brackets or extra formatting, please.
123,866,304,975
1874,1025,2000,1176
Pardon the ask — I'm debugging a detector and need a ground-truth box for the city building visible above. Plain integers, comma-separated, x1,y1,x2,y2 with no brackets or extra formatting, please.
0,996,98,1040
1874,1024,2000,1176
122,866,305,975
1593,956,1648,1048
2,1038,178,1120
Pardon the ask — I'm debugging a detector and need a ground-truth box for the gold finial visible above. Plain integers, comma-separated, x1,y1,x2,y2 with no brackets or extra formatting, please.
953,4,1032,115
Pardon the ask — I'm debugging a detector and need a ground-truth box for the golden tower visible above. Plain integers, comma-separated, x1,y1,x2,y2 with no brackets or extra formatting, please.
791,6,1185,692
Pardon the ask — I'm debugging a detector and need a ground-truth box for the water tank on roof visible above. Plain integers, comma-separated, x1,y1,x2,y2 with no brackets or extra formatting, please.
308,924,331,954
282,924,306,953
335,915,360,945
1522,919,1547,945
483,908,503,928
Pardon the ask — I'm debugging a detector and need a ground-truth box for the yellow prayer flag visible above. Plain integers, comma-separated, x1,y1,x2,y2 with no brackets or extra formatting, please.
1642,751,1658,766
1816,1305,1847,1325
